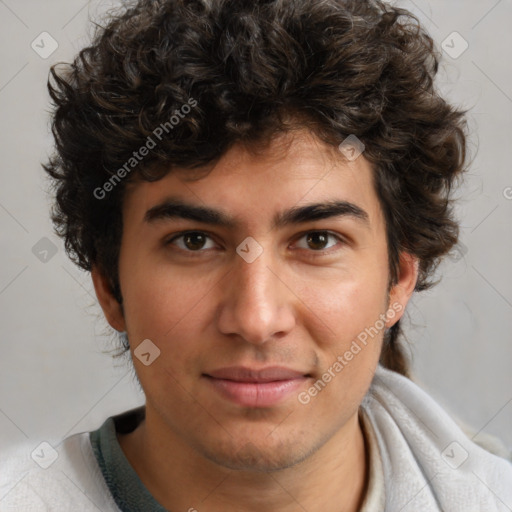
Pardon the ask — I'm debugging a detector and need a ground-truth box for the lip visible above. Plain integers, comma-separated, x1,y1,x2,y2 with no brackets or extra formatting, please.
203,366,310,408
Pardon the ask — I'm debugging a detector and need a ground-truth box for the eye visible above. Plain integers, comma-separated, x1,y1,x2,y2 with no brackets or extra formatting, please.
293,231,345,254
165,230,346,256
166,231,217,252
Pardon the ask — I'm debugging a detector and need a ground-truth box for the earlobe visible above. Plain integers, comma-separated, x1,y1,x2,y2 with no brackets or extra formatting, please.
91,266,126,332
386,252,419,328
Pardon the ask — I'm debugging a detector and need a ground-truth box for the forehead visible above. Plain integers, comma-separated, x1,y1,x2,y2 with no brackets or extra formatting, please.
122,130,383,231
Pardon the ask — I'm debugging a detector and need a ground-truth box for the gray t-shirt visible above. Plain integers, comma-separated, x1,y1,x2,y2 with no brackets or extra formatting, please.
89,407,168,511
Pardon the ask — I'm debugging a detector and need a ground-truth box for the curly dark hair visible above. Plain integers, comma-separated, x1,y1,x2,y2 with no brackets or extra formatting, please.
44,0,467,377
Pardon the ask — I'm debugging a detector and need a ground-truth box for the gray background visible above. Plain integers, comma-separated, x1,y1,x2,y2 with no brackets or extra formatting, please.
0,0,511,456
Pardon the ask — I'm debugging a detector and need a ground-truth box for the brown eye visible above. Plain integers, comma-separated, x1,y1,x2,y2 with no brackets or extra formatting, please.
168,231,216,252
295,231,341,252
183,232,207,250
306,232,329,250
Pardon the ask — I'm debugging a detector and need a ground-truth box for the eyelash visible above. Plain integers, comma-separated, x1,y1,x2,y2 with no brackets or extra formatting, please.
165,230,346,258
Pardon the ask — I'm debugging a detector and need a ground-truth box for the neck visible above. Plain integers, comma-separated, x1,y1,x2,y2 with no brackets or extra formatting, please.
118,405,369,512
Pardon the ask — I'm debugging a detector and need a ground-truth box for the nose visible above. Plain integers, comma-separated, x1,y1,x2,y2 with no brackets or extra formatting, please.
216,243,296,345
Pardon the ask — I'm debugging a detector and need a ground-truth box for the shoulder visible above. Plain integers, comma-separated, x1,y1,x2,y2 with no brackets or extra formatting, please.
360,365,512,511
0,432,119,511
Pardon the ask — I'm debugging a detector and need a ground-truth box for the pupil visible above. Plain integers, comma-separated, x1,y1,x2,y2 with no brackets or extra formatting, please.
307,232,327,250
185,232,205,250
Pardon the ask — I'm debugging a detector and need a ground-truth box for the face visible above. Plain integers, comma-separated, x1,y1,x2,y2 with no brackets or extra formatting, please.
94,129,416,472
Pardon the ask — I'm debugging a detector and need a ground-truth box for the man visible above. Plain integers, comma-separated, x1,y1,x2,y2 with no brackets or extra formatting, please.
1,0,511,510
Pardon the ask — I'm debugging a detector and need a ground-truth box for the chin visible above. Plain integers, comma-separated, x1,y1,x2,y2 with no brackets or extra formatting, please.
197,435,315,473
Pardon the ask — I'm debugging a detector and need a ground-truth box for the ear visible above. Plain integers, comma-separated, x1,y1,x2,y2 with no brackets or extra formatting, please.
91,265,126,332
385,252,418,328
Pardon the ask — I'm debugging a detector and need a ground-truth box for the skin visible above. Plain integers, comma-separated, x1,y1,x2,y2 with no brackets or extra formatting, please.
92,129,418,512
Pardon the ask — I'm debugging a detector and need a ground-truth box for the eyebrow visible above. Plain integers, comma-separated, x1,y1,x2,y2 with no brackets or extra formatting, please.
144,197,370,230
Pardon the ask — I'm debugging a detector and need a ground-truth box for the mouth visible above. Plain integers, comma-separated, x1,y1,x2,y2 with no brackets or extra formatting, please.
203,366,311,408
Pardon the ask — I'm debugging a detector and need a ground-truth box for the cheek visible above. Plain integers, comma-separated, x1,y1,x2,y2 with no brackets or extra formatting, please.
298,281,386,417
120,259,216,338
120,269,212,396
296,260,389,346
119,265,226,391
309,284,387,374
293,261,388,411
